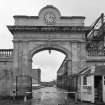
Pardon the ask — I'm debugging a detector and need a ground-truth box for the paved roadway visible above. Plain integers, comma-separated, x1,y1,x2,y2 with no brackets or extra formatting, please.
0,86,102,105
32,86,69,105
30,86,93,105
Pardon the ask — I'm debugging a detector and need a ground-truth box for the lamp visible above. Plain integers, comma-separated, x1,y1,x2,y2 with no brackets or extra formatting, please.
48,49,51,54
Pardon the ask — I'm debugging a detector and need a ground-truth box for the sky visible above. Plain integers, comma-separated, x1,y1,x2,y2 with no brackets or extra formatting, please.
32,50,66,81
0,0,105,81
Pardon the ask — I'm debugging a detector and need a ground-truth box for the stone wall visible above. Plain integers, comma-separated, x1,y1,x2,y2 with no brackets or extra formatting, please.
0,58,13,97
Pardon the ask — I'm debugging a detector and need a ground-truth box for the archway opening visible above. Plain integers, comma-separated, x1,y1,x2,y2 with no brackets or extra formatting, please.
32,49,66,88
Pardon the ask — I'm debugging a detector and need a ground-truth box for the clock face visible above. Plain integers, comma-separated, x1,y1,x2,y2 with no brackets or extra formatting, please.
44,13,56,25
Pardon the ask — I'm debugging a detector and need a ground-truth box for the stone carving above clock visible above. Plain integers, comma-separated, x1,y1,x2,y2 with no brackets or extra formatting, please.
44,12,56,25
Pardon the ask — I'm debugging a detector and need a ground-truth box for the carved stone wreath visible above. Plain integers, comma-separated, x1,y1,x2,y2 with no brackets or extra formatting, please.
44,12,56,25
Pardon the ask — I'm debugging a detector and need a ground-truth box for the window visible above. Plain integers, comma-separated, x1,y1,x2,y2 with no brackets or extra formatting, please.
83,75,87,85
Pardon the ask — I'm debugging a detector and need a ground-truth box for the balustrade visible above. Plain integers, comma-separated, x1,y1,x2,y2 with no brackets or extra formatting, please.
0,49,13,57
87,48,105,56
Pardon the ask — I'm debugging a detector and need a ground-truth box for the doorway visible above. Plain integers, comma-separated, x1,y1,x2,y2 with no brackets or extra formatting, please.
94,76,103,102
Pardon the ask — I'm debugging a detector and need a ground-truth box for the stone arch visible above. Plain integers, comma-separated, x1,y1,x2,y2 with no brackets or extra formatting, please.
29,44,71,60
27,44,72,76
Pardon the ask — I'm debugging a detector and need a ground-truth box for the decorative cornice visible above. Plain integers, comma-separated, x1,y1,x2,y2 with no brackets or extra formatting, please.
60,16,85,19
13,15,38,19
7,26,89,35
0,57,13,62
0,49,13,51
13,15,85,19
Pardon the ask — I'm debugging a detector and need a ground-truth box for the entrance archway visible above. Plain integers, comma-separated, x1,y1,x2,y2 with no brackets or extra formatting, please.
28,45,71,98
32,49,66,82
7,5,87,98
29,45,72,76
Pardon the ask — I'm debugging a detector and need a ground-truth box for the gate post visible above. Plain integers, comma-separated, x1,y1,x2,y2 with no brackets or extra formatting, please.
16,75,32,99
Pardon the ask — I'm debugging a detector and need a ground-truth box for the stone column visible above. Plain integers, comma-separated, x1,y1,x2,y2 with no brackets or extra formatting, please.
64,42,72,76
71,42,81,74
12,40,23,89
17,41,23,75
80,42,87,69
22,41,31,76
15,41,32,97
12,41,19,84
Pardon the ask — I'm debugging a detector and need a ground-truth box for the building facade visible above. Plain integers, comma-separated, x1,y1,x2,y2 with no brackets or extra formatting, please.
0,5,105,98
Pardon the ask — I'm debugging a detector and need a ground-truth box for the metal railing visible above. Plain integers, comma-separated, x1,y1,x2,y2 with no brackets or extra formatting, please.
86,13,105,53
86,13,105,57
87,48,105,56
86,13,104,42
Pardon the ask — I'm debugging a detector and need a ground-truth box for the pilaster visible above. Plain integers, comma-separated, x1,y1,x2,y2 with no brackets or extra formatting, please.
71,42,81,74
80,42,87,69
22,41,32,76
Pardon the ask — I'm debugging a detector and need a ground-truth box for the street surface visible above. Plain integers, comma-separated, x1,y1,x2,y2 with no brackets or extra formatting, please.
0,86,103,105
32,86,69,105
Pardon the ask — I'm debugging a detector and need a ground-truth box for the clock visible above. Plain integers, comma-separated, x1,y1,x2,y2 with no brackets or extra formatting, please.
44,13,56,25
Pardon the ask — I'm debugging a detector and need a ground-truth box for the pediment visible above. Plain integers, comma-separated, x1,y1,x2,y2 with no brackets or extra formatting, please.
13,5,85,26
38,5,61,24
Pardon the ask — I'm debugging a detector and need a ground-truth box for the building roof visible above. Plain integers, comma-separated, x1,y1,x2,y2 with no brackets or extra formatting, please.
7,25,89,35
79,65,105,76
